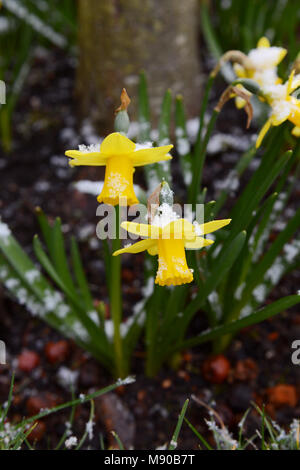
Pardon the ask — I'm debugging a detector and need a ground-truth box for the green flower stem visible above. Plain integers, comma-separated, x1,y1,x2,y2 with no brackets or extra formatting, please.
145,286,163,377
189,109,219,207
110,205,126,378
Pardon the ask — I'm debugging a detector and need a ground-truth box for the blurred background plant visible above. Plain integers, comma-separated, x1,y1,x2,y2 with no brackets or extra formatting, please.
0,0,76,152
201,0,300,71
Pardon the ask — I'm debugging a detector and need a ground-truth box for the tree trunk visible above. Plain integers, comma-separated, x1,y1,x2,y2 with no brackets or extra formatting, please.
77,0,201,132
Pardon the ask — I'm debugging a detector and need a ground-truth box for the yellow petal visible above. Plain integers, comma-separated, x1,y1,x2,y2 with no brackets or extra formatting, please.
278,48,287,65
233,63,247,78
100,132,136,156
162,219,195,240
131,145,173,167
290,74,300,93
287,70,295,96
113,238,156,256
235,96,246,109
256,118,272,148
65,150,108,167
120,221,161,238
288,101,300,127
184,237,214,250
147,243,158,256
197,219,231,235
291,125,300,137
257,36,270,48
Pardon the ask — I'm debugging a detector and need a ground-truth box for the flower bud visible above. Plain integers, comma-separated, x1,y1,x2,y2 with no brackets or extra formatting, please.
159,180,174,206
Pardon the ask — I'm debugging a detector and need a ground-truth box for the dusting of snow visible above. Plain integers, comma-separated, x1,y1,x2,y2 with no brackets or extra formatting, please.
253,284,267,303
25,269,40,283
116,376,136,386
207,133,250,154
65,436,78,449
85,419,95,440
134,141,153,151
152,203,179,228
57,366,79,390
214,170,240,195
78,143,100,153
248,47,285,70
170,439,178,449
0,220,11,245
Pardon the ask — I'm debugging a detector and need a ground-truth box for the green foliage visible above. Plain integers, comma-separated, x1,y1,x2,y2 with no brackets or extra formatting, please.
183,399,300,450
201,0,300,66
0,0,76,152
0,374,135,450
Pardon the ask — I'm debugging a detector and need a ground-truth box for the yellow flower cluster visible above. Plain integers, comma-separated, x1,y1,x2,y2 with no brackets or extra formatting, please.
231,37,300,147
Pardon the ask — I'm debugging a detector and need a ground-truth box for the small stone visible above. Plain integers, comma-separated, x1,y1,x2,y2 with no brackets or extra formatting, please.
44,340,69,364
268,332,279,341
27,421,46,443
177,370,190,382
202,355,231,384
137,390,146,402
122,268,134,282
266,384,298,408
18,350,40,372
233,358,258,382
161,379,172,389
97,393,135,449
228,384,254,412
26,394,58,416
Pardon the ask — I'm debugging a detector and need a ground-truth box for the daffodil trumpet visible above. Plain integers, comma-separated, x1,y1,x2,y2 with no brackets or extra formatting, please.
113,218,231,286
65,132,173,206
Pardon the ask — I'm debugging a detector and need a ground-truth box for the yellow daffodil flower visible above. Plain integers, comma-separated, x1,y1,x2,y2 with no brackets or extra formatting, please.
256,70,300,148
234,37,287,109
65,132,173,206
113,216,231,286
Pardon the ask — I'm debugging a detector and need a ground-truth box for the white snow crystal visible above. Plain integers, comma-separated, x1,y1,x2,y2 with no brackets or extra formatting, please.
65,436,78,448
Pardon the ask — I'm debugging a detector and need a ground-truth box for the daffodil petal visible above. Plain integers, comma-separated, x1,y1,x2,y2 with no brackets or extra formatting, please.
270,108,290,126
113,238,155,256
65,151,108,166
287,70,295,95
257,36,270,48
162,219,195,240
197,219,231,235
235,96,246,109
147,243,158,256
290,74,300,93
131,145,173,166
184,237,214,250
100,132,136,156
292,126,300,137
120,221,161,238
233,63,247,79
256,118,272,148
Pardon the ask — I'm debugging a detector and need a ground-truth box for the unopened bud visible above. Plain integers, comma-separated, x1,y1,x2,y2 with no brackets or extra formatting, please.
159,180,174,206
114,88,131,135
